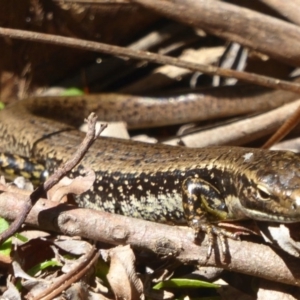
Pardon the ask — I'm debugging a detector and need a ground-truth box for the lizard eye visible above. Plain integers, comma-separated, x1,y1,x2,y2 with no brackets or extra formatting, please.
257,185,271,200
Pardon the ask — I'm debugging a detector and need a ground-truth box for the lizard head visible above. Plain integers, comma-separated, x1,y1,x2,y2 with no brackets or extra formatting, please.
231,149,300,223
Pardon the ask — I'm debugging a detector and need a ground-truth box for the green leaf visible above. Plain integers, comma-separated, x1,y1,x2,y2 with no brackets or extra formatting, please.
0,102,5,110
0,218,12,256
0,217,9,233
0,218,30,256
153,278,220,290
14,233,28,243
28,259,62,276
61,88,84,96
0,238,12,256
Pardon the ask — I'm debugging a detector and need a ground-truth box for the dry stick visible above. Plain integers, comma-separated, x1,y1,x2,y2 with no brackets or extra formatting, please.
0,113,106,244
1,27,300,93
262,104,300,149
164,99,300,148
258,0,300,25
120,47,224,93
271,137,300,151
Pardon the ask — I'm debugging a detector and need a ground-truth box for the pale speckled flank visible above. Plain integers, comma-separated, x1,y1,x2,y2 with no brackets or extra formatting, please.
74,169,187,223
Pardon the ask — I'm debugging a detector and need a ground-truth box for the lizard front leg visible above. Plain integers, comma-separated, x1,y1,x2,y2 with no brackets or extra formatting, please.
182,177,239,258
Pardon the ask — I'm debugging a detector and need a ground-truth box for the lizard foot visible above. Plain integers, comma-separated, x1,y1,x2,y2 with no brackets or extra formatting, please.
192,222,240,261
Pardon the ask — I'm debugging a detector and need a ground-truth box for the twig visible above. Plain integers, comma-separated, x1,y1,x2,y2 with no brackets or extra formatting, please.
270,137,300,151
0,27,300,93
258,0,300,25
262,104,300,149
164,99,300,147
0,113,106,244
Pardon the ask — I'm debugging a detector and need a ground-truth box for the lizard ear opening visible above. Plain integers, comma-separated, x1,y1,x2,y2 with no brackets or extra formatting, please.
257,185,271,200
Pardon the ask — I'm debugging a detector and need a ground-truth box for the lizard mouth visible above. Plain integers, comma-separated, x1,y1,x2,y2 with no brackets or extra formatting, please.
244,208,300,223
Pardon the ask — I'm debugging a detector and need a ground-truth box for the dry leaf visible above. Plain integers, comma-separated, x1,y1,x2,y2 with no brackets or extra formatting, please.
48,169,95,203
2,281,22,300
106,245,144,300
259,222,300,257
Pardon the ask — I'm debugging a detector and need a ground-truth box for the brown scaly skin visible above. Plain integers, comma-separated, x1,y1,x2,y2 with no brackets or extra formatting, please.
0,95,300,239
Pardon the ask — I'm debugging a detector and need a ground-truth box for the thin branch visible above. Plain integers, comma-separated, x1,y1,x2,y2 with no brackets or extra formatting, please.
258,0,300,25
0,27,300,93
164,99,300,148
262,104,300,149
271,137,300,151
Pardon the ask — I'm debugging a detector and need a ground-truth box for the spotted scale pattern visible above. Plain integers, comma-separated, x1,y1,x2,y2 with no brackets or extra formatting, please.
79,170,186,223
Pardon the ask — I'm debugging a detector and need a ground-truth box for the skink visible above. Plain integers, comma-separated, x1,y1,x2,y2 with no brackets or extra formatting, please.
1,93,300,240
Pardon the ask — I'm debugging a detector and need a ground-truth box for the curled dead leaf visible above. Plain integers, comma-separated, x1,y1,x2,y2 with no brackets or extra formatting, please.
47,169,95,203
106,245,144,300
